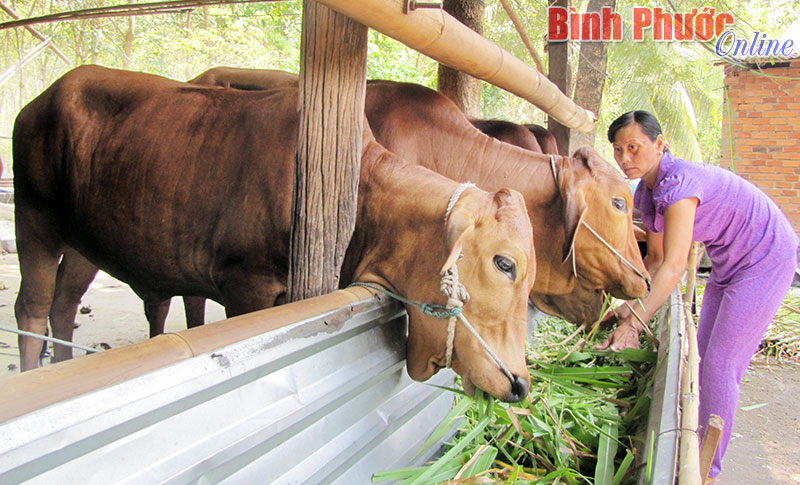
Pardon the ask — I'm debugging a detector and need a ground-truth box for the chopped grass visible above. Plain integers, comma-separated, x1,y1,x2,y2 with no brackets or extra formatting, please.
373,314,658,484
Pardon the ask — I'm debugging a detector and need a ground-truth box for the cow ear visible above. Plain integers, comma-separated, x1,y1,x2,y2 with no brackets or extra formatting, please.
557,157,588,262
572,146,604,174
442,207,475,275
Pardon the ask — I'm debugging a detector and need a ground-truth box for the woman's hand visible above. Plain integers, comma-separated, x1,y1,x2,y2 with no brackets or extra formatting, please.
595,305,642,351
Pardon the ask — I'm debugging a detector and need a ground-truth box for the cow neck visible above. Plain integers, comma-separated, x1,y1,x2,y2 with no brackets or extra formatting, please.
351,142,462,299
429,124,560,207
433,128,570,293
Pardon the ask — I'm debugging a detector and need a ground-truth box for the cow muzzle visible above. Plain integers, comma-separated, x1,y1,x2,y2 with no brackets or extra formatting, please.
462,372,530,403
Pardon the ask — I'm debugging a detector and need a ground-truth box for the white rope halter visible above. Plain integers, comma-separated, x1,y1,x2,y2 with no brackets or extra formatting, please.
353,182,518,386
442,183,515,382
550,155,650,285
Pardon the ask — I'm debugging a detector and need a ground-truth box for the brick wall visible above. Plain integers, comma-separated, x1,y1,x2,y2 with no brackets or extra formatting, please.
720,58,800,235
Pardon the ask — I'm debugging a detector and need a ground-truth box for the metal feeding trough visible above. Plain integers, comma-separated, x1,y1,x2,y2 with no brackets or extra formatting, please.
0,288,456,483
0,287,688,483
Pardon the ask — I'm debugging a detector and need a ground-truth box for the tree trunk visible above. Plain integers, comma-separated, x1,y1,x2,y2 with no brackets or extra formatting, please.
570,0,615,152
437,0,484,117
547,0,570,155
123,16,134,69
289,0,368,302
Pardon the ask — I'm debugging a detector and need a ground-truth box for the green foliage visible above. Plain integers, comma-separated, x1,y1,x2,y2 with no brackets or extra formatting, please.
3,0,798,172
477,0,798,165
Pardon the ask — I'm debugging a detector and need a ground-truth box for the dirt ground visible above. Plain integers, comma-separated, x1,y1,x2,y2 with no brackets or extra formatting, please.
0,251,226,379
1,243,799,483
723,356,800,484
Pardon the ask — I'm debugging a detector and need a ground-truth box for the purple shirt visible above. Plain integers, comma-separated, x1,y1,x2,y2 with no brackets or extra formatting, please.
634,152,798,284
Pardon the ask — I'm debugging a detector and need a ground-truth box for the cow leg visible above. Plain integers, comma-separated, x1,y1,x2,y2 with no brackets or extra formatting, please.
49,248,99,363
145,297,206,336
220,276,285,317
182,296,206,328
144,299,171,338
14,212,63,371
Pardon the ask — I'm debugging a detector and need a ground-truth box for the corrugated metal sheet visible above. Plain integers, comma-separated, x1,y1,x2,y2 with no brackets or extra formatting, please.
0,296,456,484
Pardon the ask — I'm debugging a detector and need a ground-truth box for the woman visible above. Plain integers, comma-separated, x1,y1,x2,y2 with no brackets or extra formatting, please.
598,110,798,480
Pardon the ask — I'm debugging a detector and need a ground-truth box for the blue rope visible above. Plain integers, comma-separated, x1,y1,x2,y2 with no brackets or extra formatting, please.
348,282,463,319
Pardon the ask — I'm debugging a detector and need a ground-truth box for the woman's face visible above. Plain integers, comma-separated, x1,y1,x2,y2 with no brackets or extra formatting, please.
611,122,665,186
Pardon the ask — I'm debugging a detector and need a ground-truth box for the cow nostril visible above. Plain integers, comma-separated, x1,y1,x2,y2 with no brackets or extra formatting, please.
508,374,530,403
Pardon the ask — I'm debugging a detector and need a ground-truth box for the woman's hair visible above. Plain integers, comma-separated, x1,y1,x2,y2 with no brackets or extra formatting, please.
607,110,663,144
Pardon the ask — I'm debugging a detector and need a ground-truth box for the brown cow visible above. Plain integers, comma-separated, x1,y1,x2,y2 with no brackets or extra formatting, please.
14,65,536,402
54,68,648,335
363,80,648,301
468,119,545,153
524,123,559,156
186,69,648,320
468,118,606,328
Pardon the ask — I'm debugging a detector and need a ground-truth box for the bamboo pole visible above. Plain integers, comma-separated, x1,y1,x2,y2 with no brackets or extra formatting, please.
679,242,702,484
685,242,699,313
314,0,596,132
699,414,724,482
0,0,71,64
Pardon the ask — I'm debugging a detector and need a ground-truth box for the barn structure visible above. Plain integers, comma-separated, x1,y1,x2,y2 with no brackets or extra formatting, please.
0,0,700,482
721,57,800,235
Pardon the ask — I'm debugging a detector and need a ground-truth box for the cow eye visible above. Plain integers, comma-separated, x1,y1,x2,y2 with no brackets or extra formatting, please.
494,255,517,281
612,197,628,212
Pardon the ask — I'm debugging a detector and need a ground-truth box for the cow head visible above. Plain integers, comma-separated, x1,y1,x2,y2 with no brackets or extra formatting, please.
557,147,650,300
351,147,535,402
418,187,534,402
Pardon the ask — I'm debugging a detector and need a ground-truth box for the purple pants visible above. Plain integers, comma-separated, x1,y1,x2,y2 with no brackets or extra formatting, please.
696,254,797,478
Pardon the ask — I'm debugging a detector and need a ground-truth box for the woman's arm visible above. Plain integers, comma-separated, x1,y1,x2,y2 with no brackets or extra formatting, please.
596,197,698,350
643,230,664,274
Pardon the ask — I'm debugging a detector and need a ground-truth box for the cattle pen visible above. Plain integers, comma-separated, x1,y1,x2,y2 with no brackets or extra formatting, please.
0,0,704,482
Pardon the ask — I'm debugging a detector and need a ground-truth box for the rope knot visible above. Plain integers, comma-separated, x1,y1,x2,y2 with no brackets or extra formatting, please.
440,265,470,304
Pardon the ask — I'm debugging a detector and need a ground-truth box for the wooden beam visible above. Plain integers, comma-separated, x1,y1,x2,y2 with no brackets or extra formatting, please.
570,0,615,151
0,0,273,31
700,414,724,482
289,0,368,302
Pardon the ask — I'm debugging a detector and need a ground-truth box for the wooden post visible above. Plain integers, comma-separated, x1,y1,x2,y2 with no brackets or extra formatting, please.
547,0,571,155
437,0,484,117
289,0,368,302
700,414,725,482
